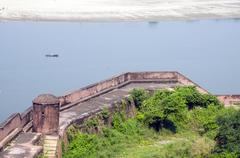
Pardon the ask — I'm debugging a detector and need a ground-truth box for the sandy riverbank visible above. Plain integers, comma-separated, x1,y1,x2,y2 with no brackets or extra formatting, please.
0,0,240,21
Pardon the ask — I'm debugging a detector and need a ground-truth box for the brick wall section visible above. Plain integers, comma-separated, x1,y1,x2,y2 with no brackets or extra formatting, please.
176,72,209,94
128,71,178,81
20,107,33,128
58,73,130,106
0,114,21,143
216,95,240,107
0,107,32,149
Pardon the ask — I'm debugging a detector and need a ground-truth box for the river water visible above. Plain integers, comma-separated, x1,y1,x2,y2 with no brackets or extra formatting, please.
0,20,240,121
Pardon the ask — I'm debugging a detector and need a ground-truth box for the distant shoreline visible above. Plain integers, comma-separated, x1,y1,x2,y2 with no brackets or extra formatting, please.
1,0,240,22
1,17,240,23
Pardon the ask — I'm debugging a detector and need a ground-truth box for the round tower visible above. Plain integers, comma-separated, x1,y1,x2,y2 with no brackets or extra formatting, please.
32,94,60,134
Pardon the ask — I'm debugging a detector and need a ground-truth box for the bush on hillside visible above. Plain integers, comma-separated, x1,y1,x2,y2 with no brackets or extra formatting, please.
130,88,150,109
214,110,240,156
175,86,221,109
140,90,187,132
131,87,223,133
188,104,225,139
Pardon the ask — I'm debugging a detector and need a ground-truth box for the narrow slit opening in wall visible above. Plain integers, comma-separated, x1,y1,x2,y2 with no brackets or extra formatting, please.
42,111,45,118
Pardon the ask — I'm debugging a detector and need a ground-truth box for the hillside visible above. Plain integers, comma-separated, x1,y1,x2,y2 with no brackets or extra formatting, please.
62,86,240,158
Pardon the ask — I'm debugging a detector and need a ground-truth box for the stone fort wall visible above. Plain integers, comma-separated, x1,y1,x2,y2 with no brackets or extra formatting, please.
58,71,208,107
0,71,238,150
216,95,240,107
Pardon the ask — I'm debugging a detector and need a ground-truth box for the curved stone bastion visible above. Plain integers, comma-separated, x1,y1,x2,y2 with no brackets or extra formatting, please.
0,71,240,158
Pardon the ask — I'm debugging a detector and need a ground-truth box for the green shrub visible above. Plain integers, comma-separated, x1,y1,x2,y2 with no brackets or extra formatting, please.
188,105,223,138
112,112,126,130
67,125,79,142
214,109,240,156
130,88,149,109
140,89,188,132
85,117,99,128
63,115,155,158
63,132,98,158
101,107,110,120
175,86,221,109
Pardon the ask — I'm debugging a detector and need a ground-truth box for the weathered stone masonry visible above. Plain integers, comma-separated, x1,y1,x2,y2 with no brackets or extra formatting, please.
33,94,60,135
0,71,240,158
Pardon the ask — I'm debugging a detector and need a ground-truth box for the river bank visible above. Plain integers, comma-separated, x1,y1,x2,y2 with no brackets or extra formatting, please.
1,0,240,21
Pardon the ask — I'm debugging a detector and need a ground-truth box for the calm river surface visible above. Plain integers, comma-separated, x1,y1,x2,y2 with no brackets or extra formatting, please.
0,20,240,121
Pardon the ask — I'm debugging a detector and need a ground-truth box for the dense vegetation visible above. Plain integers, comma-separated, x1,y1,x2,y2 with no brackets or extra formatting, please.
62,86,240,158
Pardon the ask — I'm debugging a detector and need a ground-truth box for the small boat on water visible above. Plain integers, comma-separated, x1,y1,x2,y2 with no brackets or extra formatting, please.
148,21,158,25
45,54,59,57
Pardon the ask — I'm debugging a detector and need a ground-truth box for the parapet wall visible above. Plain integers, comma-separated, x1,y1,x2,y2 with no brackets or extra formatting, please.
58,73,130,106
0,107,32,149
0,71,229,148
128,71,178,81
59,71,208,107
216,95,240,107
177,73,208,93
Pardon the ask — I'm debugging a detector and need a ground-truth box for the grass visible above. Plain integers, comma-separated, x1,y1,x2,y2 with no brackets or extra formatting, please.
116,131,215,158
63,120,215,158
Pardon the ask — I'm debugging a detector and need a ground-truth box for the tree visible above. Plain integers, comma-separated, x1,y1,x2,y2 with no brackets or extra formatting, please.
175,86,221,109
140,90,187,132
